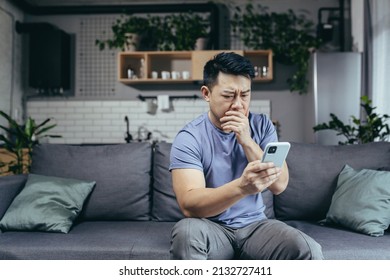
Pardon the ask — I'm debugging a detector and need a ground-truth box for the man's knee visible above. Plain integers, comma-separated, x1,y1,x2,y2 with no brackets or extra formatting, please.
288,231,324,260
170,218,209,260
171,218,206,243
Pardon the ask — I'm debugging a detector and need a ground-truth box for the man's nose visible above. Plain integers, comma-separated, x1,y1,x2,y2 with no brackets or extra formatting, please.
231,97,243,110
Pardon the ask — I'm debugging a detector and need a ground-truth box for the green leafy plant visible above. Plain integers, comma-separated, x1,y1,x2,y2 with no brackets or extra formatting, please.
164,12,210,50
313,96,390,145
231,2,322,94
95,15,150,51
0,111,61,175
96,12,210,52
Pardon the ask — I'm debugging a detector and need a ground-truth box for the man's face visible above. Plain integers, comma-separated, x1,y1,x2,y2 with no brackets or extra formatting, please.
202,72,251,130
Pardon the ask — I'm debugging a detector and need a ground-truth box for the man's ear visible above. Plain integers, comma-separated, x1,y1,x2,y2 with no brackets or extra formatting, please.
201,86,211,102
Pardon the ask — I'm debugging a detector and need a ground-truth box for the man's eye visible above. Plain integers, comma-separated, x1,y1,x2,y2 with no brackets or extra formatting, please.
223,95,233,99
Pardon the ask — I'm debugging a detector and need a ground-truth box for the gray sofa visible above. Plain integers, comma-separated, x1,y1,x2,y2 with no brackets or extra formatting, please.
0,141,389,260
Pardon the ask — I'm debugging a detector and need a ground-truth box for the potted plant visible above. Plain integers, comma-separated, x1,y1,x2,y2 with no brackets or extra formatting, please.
313,96,390,145
165,12,210,50
231,3,322,94
0,111,61,175
95,14,150,51
96,12,210,52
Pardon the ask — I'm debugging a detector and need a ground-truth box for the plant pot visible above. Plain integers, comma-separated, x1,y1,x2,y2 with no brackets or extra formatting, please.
0,148,30,176
194,37,209,50
124,33,140,51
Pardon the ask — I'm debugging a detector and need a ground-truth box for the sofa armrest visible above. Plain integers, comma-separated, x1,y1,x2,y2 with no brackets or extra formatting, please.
0,174,28,223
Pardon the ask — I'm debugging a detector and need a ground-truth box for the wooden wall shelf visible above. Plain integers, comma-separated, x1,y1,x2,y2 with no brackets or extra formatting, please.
118,50,273,84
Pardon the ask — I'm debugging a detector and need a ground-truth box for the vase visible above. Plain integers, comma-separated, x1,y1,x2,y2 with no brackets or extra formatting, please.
194,37,208,50
124,33,140,51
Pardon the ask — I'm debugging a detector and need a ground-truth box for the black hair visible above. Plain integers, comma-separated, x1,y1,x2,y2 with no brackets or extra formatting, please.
203,52,255,89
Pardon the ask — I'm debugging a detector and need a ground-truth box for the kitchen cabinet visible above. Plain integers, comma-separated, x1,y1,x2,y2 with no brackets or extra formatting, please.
118,50,273,84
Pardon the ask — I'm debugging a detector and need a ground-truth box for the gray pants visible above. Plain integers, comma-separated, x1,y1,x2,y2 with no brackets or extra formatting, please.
170,218,324,260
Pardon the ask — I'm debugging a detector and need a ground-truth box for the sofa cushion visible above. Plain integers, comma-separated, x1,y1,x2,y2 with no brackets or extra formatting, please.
0,174,95,233
0,174,27,222
0,221,174,259
30,143,152,221
151,142,185,221
275,142,390,221
322,165,390,237
286,220,390,260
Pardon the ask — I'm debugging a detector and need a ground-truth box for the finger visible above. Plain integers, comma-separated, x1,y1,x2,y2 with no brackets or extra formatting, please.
249,161,275,171
220,113,246,122
224,110,245,117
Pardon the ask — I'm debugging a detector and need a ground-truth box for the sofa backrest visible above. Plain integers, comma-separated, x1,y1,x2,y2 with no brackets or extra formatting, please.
151,142,185,221
274,141,390,221
0,174,28,222
29,142,277,223
31,143,152,221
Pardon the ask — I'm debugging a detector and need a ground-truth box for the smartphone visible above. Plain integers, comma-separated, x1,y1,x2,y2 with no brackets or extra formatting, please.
261,142,291,167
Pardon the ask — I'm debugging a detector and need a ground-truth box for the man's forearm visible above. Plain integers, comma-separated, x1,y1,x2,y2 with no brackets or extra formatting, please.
178,178,245,218
240,138,264,162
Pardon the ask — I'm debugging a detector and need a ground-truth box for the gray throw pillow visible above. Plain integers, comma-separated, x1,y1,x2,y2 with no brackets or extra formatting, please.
0,174,95,233
322,165,390,237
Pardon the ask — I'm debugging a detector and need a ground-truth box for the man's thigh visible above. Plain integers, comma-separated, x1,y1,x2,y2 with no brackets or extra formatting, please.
237,219,324,260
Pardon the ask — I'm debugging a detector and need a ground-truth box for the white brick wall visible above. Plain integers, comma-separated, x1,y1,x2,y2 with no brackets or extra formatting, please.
27,99,270,144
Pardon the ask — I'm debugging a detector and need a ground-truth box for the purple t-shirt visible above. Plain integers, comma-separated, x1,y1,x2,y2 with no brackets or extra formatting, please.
169,112,278,228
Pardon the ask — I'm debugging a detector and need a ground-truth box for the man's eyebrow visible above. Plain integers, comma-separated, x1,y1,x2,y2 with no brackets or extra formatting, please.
222,89,251,94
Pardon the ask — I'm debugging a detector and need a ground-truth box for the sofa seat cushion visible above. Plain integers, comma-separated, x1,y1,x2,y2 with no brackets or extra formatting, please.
285,220,390,260
30,143,152,221
0,221,175,260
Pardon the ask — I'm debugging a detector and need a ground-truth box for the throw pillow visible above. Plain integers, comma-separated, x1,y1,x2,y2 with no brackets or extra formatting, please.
0,174,95,233
323,164,390,237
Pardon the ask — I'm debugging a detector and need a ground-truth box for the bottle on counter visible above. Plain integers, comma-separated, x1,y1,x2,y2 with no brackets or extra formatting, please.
139,58,145,79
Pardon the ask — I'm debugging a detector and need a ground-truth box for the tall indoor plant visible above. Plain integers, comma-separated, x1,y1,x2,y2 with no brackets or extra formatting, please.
0,111,61,175
231,3,322,94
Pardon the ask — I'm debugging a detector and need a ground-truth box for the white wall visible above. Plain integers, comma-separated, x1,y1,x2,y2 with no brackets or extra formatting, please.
351,0,365,52
0,0,24,126
27,99,271,144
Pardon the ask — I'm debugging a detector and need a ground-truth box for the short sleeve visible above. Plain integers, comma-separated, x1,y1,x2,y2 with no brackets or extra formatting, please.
169,131,203,172
250,113,278,150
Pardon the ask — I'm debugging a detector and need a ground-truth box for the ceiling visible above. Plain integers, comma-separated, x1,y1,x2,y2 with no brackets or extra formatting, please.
11,0,216,15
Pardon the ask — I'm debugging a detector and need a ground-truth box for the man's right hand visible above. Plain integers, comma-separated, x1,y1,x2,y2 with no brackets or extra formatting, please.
238,161,282,195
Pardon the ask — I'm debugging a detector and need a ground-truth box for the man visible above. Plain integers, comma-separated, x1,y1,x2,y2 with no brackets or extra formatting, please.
169,52,323,260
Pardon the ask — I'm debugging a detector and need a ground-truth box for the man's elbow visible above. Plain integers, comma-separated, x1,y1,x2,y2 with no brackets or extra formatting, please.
270,179,288,195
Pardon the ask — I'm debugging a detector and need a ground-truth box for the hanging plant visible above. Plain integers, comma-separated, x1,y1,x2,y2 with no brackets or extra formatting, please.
231,3,322,94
